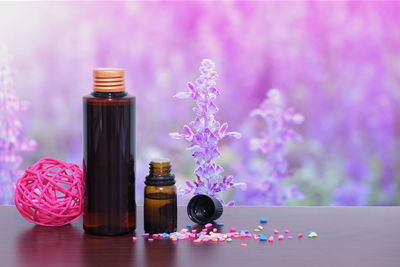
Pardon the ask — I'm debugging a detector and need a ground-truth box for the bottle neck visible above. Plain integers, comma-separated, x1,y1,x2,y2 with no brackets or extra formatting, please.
145,159,175,186
149,161,171,176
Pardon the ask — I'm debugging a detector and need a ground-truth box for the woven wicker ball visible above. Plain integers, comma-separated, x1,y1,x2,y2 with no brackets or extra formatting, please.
14,158,83,226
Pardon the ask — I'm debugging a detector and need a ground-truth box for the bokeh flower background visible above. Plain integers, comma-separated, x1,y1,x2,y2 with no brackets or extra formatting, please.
0,1,399,206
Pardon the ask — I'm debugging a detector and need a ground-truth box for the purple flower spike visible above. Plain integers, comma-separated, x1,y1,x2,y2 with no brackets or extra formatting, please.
0,44,36,205
170,59,243,203
240,89,304,205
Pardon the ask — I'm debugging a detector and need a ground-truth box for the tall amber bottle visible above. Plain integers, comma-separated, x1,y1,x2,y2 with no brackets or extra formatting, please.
83,68,136,235
144,159,177,234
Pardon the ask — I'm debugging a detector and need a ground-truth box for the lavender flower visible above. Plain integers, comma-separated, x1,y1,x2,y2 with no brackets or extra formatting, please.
241,89,304,205
170,59,244,204
0,44,36,205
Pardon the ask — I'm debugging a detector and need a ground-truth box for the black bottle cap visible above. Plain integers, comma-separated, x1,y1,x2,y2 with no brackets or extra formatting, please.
187,194,223,225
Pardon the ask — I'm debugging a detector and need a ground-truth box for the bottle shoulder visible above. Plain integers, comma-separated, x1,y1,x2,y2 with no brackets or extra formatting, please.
83,91,135,103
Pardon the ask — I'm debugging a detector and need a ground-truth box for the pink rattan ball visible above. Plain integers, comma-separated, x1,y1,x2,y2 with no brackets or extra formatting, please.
14,158,83,226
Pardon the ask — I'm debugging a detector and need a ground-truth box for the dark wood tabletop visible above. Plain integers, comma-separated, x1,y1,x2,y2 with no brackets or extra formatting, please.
0,206,399,267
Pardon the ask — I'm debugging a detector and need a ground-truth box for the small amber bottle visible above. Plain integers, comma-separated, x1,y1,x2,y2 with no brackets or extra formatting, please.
144,159,177,234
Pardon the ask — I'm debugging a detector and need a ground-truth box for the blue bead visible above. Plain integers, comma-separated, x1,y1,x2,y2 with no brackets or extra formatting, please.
162,233,169,238
216,222,225,226
259,234,267,241
260,218,268,223
186,224,192,228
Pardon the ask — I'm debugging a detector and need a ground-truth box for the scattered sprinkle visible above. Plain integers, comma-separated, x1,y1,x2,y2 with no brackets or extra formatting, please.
186,224,192,228
308,232,318,238
139,219,316,246
259,234,267,241
162,233,170,238
132,237,137,241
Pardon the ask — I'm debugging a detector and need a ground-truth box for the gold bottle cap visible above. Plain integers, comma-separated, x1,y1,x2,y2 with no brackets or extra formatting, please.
93,68,125,92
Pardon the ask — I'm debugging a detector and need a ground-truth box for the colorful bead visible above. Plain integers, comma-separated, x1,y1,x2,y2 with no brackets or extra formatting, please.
308,232,318,238
259,234,267,241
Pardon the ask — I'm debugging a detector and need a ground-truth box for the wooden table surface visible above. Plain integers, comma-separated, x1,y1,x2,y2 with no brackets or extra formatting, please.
0,206,399,267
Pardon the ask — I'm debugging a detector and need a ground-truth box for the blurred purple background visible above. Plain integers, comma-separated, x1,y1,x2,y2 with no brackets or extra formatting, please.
0,1,399,205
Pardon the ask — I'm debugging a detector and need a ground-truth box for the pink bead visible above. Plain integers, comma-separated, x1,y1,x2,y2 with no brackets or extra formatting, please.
230,227,236,232
288,236,294,239
273,229,279,234
278,235,284,240
254,236,260,240
285,229,290,234
213,228,218,233
298,233,303,238
268,236,274,243
191,229,197,233
205,223,213,228
240,243,248,247
132,237,137,241
142,233,150,237
193,239,201,243
148,238,154,242
247,233,252,237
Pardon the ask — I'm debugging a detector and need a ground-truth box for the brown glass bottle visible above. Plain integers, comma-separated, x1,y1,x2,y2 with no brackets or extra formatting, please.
144,159,177,234
83,68,136,235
